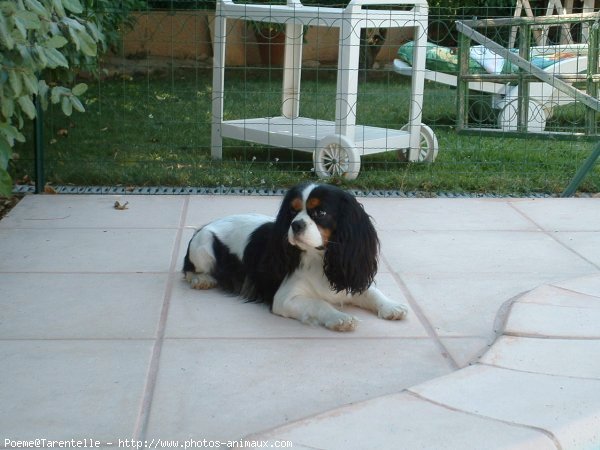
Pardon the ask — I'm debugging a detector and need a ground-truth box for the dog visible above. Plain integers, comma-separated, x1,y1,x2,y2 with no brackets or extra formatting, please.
183,183,408,331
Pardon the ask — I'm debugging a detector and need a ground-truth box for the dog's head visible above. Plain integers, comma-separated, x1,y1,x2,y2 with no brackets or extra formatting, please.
275,183,379,294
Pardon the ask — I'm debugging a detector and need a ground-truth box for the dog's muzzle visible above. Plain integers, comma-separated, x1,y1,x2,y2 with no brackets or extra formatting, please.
291,219,306,235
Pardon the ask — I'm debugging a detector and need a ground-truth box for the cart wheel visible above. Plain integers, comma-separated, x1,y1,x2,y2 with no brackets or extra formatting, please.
397,124,439,162
498,99,546,132
314,135,361,180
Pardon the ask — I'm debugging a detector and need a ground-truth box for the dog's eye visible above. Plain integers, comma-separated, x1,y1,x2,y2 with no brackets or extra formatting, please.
311,209,327,219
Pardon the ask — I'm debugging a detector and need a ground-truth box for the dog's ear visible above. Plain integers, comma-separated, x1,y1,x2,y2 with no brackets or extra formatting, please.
268,185,305,275
324,192,379,294
273,185,302,236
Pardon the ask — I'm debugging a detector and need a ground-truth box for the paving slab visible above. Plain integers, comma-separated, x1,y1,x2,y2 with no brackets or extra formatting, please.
505,298,600,338
552,231,600,267
510,198,600,231
380,229,597,275
0,273,167,339
0,228,177,273
552,273,600,298
250,392,557,450
0,194,185,229
481,335,600,378
410,364,600,448
365,198,538,231
185,195,279,226
145,338,454,441
0,340,153,441
516,283,600,307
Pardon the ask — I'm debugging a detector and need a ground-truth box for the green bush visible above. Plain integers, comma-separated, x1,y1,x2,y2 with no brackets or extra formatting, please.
0,0,141,196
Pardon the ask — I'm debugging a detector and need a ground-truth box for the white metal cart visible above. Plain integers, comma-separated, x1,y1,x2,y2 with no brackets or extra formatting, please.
211,0,437,179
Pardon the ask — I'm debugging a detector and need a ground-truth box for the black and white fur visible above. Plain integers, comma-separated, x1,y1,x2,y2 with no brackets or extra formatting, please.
183,183,407,331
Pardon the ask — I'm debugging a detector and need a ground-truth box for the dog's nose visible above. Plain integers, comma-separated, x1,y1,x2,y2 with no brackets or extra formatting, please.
291,220,306,234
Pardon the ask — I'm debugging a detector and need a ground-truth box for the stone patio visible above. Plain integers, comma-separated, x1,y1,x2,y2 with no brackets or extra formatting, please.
0,194,599,448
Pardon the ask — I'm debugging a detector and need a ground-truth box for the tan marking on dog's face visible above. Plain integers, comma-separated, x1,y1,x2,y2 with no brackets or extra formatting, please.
291,197,303,212
307,197,321,210
317,225,332,246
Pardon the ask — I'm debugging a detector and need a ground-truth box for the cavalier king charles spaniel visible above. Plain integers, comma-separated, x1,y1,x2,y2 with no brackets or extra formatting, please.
183,183,408,331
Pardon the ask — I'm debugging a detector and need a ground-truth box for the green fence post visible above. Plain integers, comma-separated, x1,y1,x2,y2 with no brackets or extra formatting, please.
517,23,531,133
562,141,600,197
33,94,44,194
586,21,599,135
456,25,470,131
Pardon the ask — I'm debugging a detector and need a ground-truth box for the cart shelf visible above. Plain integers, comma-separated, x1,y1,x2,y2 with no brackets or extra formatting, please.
221,117,411,154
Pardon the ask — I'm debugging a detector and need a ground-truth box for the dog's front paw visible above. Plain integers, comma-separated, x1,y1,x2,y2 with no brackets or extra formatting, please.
324,314,358,332
378,303,408,321
185,272,217,290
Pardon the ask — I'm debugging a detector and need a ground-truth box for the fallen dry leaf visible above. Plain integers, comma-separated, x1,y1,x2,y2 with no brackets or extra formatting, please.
44,185,57,194
114,200,129,210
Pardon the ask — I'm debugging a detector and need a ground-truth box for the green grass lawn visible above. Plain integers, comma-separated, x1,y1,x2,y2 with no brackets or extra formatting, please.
11,66,600,194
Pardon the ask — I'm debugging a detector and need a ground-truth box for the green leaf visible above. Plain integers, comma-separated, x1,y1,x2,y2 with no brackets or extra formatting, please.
67,26,80,52
84,21,102,42
24,0,51,19
62,16,85,32
0,166,13,197
0,1,17,14
0,12,15,49
17,96,37,120
8,71,23,97
0,123,25,146
1,98,14,119
50,86,69,104
62,0,83,14
22,72,38,95
51,0,66,17
44,47,69,68
70,95,85,113
45,35,68,49
15,10,41,29
61,95,72,116
16,43,34,67
71,83,87,96
76,29,97,57
13,17,27,39
0,136,11,169
32,44,48,68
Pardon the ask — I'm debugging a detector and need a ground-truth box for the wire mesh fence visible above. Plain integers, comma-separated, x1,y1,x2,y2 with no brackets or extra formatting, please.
10,0,600,195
